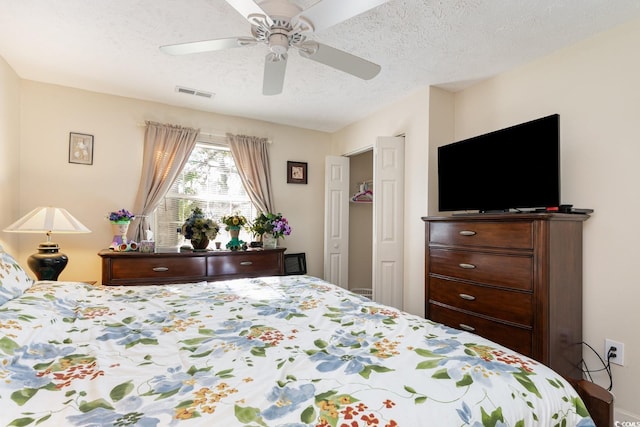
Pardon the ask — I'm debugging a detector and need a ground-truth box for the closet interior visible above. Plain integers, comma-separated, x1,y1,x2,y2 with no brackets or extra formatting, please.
348,149,373,298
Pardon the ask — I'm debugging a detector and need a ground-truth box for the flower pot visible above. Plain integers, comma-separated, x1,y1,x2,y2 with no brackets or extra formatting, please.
191,237,210,251
262,233,278,249
226,226,244,250
110,220,130,249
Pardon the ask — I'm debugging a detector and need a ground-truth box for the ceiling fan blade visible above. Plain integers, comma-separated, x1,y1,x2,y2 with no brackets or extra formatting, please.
298,42,381,80
294,0,389,33
263,54,287,96
225,0,267,21
160,37,254,55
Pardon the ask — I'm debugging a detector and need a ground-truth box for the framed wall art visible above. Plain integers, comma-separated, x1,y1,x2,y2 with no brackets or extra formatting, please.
69,132,94,165
287,161,307,184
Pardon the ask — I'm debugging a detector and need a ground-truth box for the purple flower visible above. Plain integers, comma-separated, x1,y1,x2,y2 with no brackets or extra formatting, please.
271,217,292,238
109,208,135,222
250,213,292,238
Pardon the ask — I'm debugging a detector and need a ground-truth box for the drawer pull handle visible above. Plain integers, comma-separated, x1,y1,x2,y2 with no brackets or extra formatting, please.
459,323,475,332
459,293,476,301
152,267,169,272
459,263,476,269
459,230,476,236
240,261,253,266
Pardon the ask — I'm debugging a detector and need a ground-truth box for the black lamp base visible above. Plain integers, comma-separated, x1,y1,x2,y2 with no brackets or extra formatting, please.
27,242,68,280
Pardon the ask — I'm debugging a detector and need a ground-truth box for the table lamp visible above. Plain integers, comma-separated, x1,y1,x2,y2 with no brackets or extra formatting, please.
3,206,91,280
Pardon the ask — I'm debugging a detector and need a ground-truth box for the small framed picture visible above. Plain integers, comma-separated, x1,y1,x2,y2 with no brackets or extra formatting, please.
287,161,307,184
69,132,94,165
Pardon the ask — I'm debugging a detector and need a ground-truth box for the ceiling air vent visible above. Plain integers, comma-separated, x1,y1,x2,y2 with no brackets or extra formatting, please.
175,86,214,99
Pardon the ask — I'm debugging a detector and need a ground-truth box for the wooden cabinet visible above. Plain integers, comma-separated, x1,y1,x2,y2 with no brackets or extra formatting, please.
99,248,285,286
422,213,589,379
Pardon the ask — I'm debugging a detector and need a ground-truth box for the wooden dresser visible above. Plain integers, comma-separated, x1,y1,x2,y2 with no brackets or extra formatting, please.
422,213,589,379
98,248,285,286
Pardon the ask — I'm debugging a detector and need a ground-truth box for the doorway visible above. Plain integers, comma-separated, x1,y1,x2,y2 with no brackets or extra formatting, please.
348,150,373,297
324,136,405,309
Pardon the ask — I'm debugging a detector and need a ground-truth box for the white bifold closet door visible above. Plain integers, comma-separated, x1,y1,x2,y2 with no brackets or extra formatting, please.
324,136,404,309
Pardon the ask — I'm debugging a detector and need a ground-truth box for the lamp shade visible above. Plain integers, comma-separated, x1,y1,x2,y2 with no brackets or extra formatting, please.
3,207,90,280
3,206,91,235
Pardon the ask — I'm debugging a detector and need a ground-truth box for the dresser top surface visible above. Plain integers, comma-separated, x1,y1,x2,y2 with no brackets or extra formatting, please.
98,248,286,258
422,212,590,222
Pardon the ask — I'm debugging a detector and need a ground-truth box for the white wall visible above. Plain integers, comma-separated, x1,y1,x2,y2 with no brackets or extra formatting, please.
331,87,430,316
0,56,20,254
448,17,640,419
15,80,332,282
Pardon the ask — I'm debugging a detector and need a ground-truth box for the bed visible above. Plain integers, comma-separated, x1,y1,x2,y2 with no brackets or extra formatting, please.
1,249,608,426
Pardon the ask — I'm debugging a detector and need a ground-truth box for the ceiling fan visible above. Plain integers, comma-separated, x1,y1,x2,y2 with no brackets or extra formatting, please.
160,0,388,95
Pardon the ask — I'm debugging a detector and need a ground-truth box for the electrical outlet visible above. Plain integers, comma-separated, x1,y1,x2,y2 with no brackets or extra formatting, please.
605,339,625,366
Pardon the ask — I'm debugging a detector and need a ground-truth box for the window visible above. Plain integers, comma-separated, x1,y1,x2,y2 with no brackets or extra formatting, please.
154,139,257,249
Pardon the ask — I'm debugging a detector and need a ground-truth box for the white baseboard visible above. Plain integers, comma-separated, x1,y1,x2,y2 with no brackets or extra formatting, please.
615,407,640,424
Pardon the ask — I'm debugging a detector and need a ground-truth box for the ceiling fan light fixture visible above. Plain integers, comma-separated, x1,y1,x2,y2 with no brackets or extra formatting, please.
268,32,289,55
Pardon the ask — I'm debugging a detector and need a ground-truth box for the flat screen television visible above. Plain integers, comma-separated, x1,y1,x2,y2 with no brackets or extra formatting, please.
438,114,560,213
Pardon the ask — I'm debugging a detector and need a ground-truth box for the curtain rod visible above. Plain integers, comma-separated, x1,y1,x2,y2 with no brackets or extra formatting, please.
136,123,271,143
136,123,225,138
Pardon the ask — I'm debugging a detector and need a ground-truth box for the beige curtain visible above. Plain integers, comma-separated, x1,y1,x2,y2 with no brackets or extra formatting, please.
130,121,200,242
226,133,274,213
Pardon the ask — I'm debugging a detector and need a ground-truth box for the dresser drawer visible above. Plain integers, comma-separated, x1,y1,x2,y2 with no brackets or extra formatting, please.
429,303,532,356
99,248,286,286
430,248,533,290
429,277,533,326
110,256,207,280
429,221,533,249
208,251,283,277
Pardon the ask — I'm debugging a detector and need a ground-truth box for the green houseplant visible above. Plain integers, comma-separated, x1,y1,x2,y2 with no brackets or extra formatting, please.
250,212,292,248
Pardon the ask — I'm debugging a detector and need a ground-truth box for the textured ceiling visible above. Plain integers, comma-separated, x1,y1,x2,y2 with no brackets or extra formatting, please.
1,0,639,132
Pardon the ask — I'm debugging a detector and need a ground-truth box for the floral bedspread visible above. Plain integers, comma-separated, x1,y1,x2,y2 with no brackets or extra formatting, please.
1,275,594,426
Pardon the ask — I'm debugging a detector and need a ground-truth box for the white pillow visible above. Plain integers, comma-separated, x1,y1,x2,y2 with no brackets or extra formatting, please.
0,247,35,305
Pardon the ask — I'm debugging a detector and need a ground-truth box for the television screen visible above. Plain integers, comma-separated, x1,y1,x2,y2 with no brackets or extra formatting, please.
438,114,560,212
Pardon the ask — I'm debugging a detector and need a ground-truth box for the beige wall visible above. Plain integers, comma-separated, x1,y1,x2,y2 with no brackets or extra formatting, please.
331,87,430,316
333,16,640,419
3,13,639,420
447,17,640,419
0,56,20,254
427,87,455,215
13,81,331,282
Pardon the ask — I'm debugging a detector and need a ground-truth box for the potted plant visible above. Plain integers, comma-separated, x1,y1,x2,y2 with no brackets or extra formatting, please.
220,213,248,250
108,208,135,250
181,207,220,251
248,213,269,246
250,212,291,249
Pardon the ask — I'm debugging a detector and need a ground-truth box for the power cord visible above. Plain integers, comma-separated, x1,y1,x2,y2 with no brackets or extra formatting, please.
580,341,613,391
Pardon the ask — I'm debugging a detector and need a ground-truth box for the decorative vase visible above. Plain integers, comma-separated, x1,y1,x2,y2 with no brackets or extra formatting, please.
191,237,210,251
262,233,277,249
226,225,244,250
110,220,130,249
